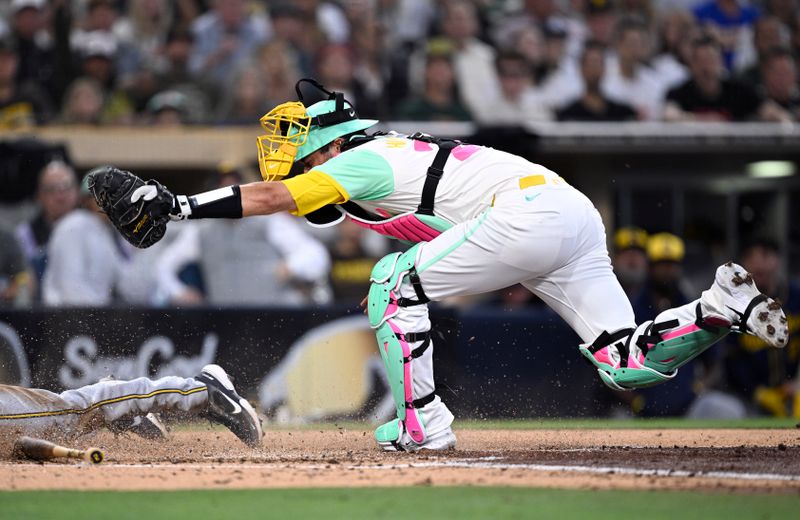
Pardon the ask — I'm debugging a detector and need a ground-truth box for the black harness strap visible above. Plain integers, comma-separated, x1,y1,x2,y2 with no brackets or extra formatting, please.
394,267,430,307
731,293,769,334
304,131,464,227
584,328,635,367
417,140,458,216
408,392,436,409
395,332,432,363
635,319,680,354
586,328,635,354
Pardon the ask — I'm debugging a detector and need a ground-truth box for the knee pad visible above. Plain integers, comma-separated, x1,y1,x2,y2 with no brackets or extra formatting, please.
367,244,434,444
580,304,731,390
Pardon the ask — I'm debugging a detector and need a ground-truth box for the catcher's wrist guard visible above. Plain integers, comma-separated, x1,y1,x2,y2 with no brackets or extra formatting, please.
173,186,243,220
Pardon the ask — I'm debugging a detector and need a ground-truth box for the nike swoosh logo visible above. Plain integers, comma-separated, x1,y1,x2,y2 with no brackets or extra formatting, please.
524,193,541,202
218,391,243,414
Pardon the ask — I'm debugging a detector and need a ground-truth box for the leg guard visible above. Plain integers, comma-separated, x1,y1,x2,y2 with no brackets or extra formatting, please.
581,261,790,390
579,303,732,391
368,244,454,451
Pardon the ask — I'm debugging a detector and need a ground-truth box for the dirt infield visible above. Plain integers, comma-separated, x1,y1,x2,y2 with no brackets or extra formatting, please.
1,427,799,493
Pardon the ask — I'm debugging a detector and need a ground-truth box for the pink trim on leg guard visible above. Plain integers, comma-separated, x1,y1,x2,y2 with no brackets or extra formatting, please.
387,321,426,444
404,409,426,444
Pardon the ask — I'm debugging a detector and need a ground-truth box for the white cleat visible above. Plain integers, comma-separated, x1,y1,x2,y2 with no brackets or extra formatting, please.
380,426,457,453
707,262,789,348
197,364,264,447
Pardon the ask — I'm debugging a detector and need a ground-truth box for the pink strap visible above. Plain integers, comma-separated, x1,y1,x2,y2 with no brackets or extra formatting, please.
349,214,443,243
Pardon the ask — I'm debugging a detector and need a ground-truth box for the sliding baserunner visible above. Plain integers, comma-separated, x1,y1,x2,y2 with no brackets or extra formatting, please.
0,365,262,446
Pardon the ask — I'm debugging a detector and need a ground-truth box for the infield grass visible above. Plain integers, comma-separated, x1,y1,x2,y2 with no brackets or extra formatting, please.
1,487,797,520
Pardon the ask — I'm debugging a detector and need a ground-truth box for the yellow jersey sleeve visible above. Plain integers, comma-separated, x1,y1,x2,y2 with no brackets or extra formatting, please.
280,170,351,216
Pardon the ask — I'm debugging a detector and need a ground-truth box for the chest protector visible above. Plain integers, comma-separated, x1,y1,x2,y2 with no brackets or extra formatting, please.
304,133,458,243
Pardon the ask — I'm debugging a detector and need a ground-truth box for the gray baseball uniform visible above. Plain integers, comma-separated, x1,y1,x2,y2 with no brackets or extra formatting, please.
0,376,208,437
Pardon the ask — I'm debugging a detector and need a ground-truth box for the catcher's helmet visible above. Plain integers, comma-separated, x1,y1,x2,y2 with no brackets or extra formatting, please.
256,79,377,181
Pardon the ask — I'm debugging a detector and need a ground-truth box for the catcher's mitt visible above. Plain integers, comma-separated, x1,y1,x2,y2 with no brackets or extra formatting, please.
86,166,174,249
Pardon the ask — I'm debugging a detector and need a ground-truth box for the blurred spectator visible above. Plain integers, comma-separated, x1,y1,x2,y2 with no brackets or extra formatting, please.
155,167,331,307
0,34,52,128
374,0,436,52
295,0,350,44
59,77,105,124
75,31,135,124
188,0,270,89
584,0,620,47
537,23,582,109
758,47,799,120
114,0,174,74
663,34,790,121
314,43,381,119
269,3,316,77
472,50,552,125
42,175,131,307
557,41,637,121
110,0,175,113
327,219,381,304
632,232,691,321
347,13,386,117
147,90,189,126
379,0,437,107
215,67,270,125
254,39,302,109
764,0,799,29
610,226,649,297
509,25,547,82
394,47,472,121
650,9,695,91
70,0,141,83
8,0,55,100
14,160,79,289
152,26,212,123
0,227,33,308
494,0,586,60
692,0,759,71
436,0,500,118
602,16,664,120
618,0,656,28
736,15,791,83
723,238,800,417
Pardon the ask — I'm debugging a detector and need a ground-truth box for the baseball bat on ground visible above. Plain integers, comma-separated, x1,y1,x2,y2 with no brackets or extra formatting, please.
13,436,104,464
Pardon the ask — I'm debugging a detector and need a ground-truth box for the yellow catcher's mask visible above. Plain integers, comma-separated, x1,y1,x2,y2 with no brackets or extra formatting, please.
256,101,311,181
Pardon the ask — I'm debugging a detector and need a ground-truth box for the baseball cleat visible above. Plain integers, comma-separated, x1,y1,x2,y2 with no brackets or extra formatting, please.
129,413,168,440
708,262,788,348
197,364,264,447
376,419,456,452
108,412,168,439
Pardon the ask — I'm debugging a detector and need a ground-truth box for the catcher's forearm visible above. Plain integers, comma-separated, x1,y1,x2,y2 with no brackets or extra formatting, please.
173,185,243,219
240,181,298,217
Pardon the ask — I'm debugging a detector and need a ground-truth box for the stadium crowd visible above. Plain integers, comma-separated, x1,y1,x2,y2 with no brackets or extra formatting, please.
0,0,798,128
0,0,798,418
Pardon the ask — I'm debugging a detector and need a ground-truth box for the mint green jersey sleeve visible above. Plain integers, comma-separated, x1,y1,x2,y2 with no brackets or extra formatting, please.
312,149,394,201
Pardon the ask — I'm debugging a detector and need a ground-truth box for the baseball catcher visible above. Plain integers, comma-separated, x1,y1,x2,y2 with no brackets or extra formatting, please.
0,365,262,447
91,78,789,452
